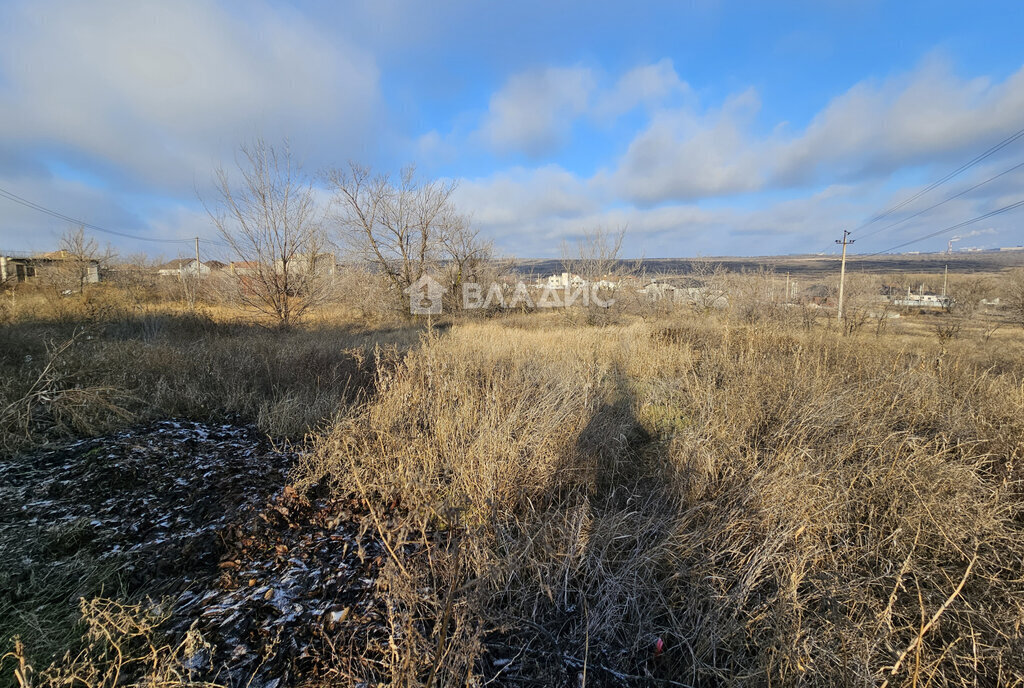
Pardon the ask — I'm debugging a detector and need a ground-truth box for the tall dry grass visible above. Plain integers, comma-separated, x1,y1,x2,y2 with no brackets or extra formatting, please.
0,289,421,687
295,316,1024,685
0,290,422,455
4,276,1024,686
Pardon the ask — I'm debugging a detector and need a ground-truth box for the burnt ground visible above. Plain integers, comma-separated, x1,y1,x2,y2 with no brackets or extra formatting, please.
0,421,403,688
1,421,666,688
169,487,404,687
0,421,293,596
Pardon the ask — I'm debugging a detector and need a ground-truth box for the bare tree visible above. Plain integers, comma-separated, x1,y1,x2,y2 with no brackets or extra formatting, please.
107,253,160,309
935,275,993,342
947,276,991,319
327,163,462,297
728,267,780,325
1007,268,1024,329
440,218,494,307
52,226,113,291
180,267,201,311
331,264,390,318
556,226,637,323
837,273,880,335
208,139,329,327
686,258,730,315
560,225,628,283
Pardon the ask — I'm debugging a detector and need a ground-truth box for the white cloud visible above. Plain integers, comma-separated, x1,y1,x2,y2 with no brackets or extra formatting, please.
0,0,381,192
450,163,747,257
774,57,1024,183
606,88,765,203
454,165,598,229
453,150,1024,258
478,67,596,157
4,5,1023,261
472,59,691,158
594,58,690,120
608,58,1024,205
0,172,208,255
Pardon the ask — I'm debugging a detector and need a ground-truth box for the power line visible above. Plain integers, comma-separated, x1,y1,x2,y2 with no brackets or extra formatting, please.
854,158,1024,242
864,197,1024,256
811,124,1024,255
835,230,854,322
0,186,190,244
0,184,229,248
850,123,1024,235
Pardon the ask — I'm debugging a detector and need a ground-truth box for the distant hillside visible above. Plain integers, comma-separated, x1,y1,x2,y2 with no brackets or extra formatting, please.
510,250,1024,279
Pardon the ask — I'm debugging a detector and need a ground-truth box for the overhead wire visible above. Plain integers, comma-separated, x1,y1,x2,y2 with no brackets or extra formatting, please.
854,158,1024,242
864,197,1024,256
0,184,230,248
812,123,1024,255
848,123,1024,236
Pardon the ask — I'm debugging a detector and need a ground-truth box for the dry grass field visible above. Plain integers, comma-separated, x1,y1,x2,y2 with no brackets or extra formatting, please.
2,272,1023,687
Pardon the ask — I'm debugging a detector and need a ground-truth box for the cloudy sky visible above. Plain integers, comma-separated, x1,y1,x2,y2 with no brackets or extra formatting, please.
1,0,1023,259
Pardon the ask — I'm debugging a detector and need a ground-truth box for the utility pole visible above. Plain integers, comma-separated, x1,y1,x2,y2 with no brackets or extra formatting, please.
942,264,948,297
195,237,200,272
785,272,790,303
836,230,854,321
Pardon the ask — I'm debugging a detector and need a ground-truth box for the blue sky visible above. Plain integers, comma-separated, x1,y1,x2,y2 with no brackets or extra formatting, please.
1,0,1023,259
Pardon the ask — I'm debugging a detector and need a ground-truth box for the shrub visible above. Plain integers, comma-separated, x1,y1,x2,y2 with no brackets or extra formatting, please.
295,317,1024,685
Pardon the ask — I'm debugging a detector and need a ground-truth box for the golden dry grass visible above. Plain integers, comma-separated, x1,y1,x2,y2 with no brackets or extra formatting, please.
0,288,423,455
296,316,1024,685
3,278,1024,686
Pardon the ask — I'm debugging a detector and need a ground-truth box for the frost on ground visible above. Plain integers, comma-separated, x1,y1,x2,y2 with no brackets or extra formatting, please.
0,421,293,590
172,487,397,687
0,420,403,688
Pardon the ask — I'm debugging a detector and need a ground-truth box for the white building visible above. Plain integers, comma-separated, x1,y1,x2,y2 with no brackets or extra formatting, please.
638,282,676,300
546,272,586,289
891,293,950,308
158,259,213,279
682,287,729,309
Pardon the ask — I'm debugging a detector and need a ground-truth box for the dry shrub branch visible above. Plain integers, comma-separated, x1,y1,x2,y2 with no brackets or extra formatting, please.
295,318,1024,685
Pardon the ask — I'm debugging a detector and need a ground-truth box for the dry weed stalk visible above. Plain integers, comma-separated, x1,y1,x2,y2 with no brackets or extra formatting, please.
4,599,221,688
0,331,132,451
4,274,1024,685
295,317,1024,685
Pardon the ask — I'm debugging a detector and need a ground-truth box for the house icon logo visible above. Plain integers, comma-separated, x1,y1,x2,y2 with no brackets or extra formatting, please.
404,275,446,315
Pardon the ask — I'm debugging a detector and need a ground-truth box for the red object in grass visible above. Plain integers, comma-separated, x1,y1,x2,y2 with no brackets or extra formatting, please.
654,637,665,656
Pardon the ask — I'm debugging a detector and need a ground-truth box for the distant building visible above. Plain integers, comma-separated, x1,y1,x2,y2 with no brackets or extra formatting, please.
274,252,336,277
228,254,337,280
229,261,259,277
0,251,100,285
546,272,586,289
680,286,729,309
157,258,222,279
891,292,950,308
636,282,729,308
802,283,832,305
879,284,904,297
638,281,676,300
